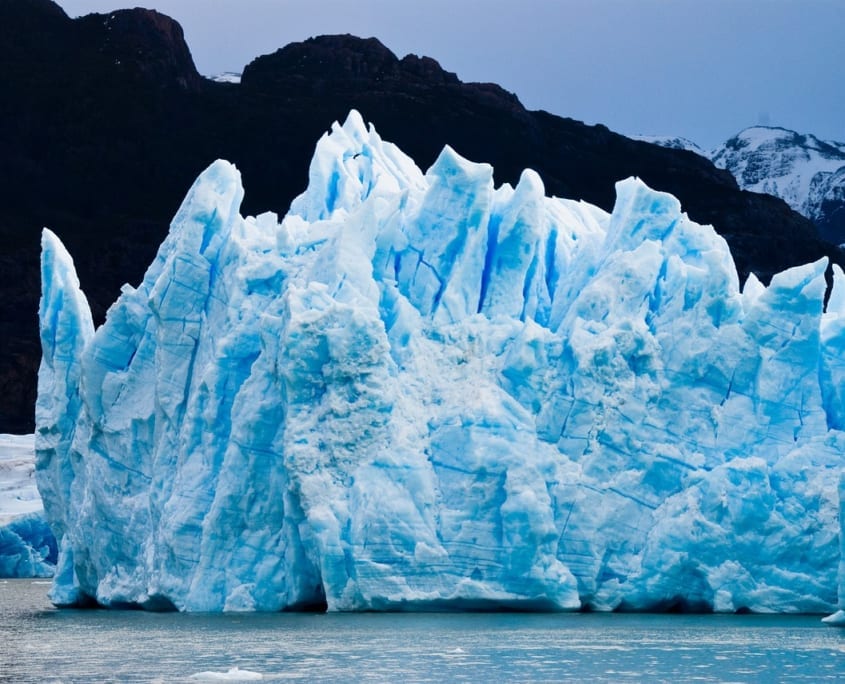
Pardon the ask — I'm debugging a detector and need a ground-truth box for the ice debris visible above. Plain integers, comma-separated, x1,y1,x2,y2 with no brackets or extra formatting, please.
188,666,263,681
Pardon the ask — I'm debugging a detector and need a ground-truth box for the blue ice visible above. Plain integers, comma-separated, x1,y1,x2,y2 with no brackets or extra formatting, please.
36,111,845,615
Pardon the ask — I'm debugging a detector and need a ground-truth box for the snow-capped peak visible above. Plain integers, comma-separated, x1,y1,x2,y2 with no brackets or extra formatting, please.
711,126,845,230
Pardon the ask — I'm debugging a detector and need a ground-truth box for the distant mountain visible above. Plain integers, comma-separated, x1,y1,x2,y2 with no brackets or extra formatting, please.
711,127,845,245
0,0,840,433
643,126,845,245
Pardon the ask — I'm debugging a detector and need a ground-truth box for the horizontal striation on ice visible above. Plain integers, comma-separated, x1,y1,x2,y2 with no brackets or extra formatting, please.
36,110,845,614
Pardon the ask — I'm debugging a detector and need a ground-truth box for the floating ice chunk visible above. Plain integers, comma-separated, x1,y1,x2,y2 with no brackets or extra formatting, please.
823,609,845,625
188,666,263,681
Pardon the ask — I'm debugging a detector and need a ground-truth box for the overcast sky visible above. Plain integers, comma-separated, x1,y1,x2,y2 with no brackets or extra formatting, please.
57,0,844,150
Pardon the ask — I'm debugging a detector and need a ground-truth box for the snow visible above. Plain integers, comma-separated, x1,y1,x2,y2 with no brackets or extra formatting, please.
0,434,56,577
36,110,845,615
208,72,242,85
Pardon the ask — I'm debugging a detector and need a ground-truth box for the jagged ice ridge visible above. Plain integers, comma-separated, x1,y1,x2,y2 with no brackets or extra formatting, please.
37,111,845,614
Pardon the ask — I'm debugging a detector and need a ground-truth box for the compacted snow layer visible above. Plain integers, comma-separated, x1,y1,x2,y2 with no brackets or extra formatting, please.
0,434,56,577
36,111,845,613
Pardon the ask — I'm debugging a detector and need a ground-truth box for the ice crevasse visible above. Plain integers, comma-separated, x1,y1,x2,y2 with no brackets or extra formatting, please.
37,110,845,614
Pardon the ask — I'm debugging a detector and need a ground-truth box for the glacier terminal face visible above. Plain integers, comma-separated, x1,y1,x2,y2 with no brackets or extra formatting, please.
37,111,845,613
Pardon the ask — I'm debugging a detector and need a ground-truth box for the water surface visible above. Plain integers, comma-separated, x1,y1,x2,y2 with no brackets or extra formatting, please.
2,580,843,682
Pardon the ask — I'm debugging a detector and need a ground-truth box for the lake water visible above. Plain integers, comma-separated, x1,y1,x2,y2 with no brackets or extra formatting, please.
2,579,844,682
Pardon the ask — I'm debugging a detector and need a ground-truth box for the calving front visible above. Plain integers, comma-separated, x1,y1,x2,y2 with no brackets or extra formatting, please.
36,111,845,614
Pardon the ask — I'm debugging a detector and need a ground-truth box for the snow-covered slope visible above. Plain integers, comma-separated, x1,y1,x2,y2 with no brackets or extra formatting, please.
37,111,845,614
711,127,845,243
0,434,56,577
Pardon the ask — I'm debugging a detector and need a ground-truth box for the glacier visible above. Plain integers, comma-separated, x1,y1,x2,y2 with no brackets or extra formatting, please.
36,110,845,614
0,433,56,578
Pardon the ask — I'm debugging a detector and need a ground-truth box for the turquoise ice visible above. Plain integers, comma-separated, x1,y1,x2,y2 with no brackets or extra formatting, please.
37,111,844,613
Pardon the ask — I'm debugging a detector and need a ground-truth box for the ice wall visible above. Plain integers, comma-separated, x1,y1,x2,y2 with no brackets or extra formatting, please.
37,111,844,613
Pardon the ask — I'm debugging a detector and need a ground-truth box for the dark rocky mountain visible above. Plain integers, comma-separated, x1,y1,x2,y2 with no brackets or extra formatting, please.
1,0,842,433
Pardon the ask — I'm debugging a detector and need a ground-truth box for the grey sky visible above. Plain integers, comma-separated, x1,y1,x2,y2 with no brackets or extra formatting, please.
57,0,845,150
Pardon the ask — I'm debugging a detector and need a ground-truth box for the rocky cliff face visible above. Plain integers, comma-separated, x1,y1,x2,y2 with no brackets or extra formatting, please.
1,0,840,433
